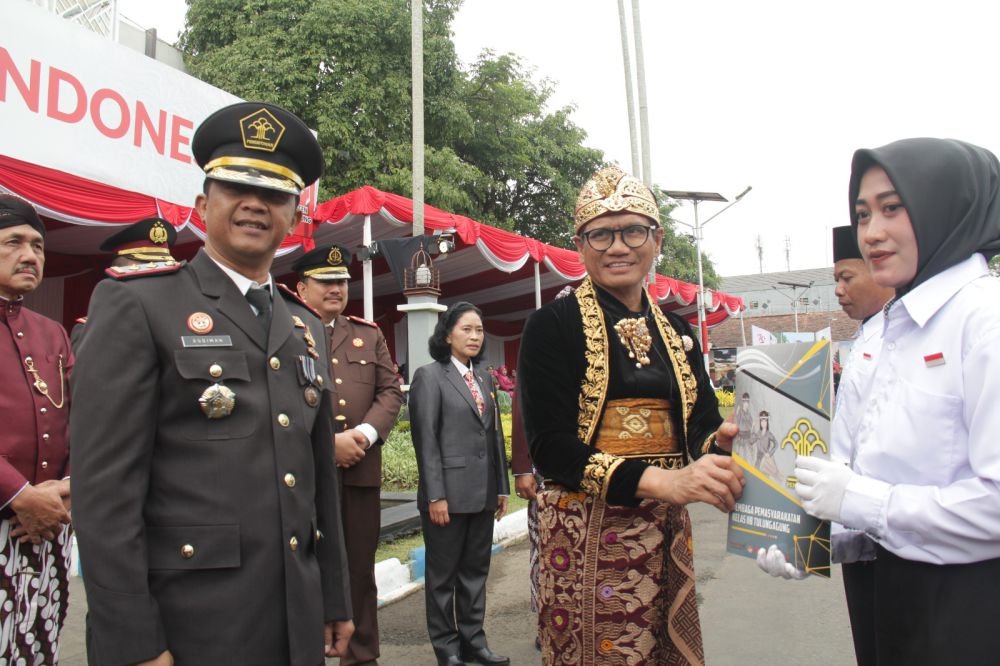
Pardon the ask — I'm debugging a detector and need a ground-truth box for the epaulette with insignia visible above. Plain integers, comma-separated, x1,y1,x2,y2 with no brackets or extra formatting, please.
276,283,321,318
75,317,87,325
346,315,378,328
105,260,184,280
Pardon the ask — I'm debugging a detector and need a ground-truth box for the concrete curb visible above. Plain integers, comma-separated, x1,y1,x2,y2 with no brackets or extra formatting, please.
376,507,530,608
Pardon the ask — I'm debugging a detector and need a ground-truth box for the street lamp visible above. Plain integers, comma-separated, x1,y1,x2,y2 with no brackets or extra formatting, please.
772,280,813,333
665,186,752,368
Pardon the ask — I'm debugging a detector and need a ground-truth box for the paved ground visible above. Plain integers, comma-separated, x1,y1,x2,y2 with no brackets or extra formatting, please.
58,503,855,664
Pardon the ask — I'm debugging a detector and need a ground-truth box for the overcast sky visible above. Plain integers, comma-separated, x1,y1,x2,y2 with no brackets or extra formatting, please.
117,0,1000,276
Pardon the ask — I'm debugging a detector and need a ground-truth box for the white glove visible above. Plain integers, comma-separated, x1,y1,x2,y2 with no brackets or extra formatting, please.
756,544,808,580
794,455,854,522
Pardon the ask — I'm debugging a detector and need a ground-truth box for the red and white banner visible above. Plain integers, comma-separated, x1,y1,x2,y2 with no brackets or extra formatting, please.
1,2,238,208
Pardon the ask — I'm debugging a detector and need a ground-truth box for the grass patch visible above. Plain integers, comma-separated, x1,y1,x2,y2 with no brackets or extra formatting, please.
376,531,424,564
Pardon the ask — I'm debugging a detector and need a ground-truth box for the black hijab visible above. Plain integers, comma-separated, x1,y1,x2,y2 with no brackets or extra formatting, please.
848,138,1000,294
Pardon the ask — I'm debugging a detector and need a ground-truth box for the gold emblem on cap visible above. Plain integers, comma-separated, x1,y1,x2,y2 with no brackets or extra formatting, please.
239,108,286,153
149,221,169,245
327,247,343,265
199,383,236,419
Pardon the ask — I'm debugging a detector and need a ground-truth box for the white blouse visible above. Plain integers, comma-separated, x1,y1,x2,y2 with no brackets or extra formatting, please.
840,254,1000,565
830,309,885,563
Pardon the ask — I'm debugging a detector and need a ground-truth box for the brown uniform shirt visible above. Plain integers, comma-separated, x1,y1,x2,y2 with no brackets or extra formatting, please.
328,314,404,487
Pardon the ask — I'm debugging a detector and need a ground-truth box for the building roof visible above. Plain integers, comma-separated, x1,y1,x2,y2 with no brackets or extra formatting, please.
720,267,834,294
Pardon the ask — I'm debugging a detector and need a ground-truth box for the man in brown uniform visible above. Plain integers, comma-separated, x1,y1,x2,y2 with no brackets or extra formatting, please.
294,243,404,666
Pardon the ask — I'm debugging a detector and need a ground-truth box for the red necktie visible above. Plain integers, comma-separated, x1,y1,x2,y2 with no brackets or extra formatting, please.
464,370,485,416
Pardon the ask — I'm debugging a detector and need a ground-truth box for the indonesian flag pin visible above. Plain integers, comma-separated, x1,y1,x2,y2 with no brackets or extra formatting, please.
923,352,946,368
862,352,873,361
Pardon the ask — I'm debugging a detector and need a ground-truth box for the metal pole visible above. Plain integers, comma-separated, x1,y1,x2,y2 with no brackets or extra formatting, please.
411,0,424,237
617,0,640,176
740,308,747,347
631,0,651,186
363,214,373,321
534,262,542,310
693,199,709,368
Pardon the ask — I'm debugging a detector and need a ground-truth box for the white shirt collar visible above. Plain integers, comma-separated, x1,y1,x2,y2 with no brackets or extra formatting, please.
898,254,988,327
208,255,273,297
451,356,474,376
859,308,885,342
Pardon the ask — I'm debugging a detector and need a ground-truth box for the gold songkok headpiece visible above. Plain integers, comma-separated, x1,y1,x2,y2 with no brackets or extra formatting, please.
574,165,659,231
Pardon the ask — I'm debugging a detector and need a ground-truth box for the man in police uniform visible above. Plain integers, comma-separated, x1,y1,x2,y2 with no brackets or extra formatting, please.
0,195,72,663
293,244,404,666
71,102,354,666
71,216,179,347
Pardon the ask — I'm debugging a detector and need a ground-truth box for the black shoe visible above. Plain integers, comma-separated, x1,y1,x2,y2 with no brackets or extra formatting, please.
459,647,510,666
438,656,466,666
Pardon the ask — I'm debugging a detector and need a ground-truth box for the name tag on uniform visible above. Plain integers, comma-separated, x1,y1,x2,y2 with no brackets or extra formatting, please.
181,335,234,348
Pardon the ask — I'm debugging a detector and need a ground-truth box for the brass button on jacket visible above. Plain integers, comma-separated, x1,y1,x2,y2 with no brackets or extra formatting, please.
269,357,281,370
181,544,195,559
284,473,296,488
209,364,223,378
289,536,299,551
277,414,290,427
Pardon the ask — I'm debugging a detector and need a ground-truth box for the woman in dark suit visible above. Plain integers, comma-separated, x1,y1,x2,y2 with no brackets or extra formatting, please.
409,302,511,666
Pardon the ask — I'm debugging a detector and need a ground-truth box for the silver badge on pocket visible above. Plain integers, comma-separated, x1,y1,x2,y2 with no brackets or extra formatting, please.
199,383,236,419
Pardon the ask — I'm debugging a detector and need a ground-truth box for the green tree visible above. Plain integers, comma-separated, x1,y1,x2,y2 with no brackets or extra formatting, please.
990,255,999,278
180,0,602,247
654,191,721,288
451,52,603,245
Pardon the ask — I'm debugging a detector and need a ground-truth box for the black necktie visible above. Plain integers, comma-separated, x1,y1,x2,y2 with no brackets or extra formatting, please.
246,284,272,330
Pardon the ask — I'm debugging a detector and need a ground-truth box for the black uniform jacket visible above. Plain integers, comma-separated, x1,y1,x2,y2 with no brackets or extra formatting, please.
71,249,351,666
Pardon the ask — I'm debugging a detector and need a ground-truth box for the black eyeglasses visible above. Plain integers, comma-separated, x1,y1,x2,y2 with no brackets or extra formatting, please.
579,224,658,251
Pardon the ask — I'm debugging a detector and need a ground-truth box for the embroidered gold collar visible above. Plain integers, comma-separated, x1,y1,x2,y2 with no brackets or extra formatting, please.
574,277,697,446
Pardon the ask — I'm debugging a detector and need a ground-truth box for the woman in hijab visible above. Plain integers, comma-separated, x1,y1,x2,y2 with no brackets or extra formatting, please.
781,138,1000,664
495,365,516,394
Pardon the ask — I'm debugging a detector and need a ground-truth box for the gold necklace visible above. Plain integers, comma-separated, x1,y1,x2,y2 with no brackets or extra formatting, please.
23,355,65,409
613,317,652,369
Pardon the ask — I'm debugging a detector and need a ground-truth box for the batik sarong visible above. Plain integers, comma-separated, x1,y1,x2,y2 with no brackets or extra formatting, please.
537,399,704,665
0,518,73,665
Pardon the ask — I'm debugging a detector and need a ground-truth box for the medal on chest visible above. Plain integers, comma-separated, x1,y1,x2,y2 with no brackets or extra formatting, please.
199,383,236,419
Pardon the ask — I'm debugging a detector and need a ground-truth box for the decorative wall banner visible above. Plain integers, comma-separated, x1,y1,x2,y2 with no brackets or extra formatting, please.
1,2,238,207
727,341,833,577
